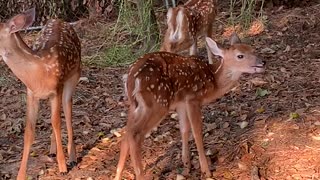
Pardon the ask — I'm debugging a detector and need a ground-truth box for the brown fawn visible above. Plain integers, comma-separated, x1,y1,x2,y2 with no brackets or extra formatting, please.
0,8,81,179
160,0,217,64
115,33,265,179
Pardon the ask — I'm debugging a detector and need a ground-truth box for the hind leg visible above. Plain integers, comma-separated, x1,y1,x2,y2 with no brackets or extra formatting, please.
62,72,80,166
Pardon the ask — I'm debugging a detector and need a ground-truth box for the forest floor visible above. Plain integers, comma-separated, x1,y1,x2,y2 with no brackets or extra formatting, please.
1,2,320,180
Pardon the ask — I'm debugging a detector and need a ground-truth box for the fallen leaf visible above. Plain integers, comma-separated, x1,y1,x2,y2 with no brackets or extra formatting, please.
250,77,268,86
261,47,275,54
290,112,300,119
256,107,265,113
256,88,270,97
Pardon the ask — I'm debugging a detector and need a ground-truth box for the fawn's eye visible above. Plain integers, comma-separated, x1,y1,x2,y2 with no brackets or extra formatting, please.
237,55,244,59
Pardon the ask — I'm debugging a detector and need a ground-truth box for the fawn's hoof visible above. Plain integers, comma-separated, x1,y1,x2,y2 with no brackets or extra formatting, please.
67,161,77,169
60,172,68,176
48,153,56,158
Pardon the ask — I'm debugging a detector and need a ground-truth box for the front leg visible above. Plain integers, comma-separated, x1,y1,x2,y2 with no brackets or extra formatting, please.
50,89,67,174
17,89,40,180
190,38,198,56
186,101,211,178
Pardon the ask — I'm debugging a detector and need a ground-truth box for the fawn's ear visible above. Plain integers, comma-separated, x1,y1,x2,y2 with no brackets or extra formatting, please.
230,32,241,45
206,37,224,58
7,8,36,33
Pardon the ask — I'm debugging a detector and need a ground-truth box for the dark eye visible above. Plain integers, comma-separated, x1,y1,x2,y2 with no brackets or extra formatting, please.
237,55,244,59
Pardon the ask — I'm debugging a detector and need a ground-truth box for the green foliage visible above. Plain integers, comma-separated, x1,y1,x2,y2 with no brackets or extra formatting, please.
229,0,265,30
93,0,159,66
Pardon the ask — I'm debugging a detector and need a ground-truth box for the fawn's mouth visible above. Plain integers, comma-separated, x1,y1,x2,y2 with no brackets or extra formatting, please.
252,65,265,73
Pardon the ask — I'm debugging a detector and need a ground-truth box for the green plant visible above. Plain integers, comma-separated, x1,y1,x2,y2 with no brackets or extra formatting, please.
229,0,265,30
100,0,159,66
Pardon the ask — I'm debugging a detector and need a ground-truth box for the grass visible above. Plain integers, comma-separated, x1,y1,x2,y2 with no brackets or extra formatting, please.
228,0,266,33
83,0,160,67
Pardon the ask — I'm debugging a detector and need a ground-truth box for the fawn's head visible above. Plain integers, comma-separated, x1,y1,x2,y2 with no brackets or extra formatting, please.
160,7,195,53
206,34,265,75
0,8,35,54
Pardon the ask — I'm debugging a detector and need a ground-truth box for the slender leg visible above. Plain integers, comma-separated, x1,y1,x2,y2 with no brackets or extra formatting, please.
50,89,67,174
62,73,80,166
115,106,135,180
17,89,39,180
49,132,57,157
176,105,191,175
206,23,214,64
190,38,198,56
186,101,211,177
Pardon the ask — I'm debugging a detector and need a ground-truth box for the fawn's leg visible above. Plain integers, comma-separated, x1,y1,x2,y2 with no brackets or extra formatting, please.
17,89,39,180
62,73,80,167
50,88,67,174
176,105,191,175
190,38,198,56
115,106,136,180
205,23,214,64
128,104,167,180
186,101,211,177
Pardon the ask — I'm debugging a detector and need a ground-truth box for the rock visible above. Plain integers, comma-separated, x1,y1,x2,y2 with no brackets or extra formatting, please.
176,174,186,180
238,121,249,129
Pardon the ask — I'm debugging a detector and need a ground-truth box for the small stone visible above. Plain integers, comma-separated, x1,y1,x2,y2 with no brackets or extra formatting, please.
238,121,249,129
315,121,320,126
223,122,229,128
120,112,126,117
0,113,6,120
176,174,186,180
238,162,248,170
206,149,213,156
79,77,89,82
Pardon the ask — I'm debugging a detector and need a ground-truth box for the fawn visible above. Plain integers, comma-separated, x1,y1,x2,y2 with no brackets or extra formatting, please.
115,33,265,179
160,0,217,64
0,8,81,179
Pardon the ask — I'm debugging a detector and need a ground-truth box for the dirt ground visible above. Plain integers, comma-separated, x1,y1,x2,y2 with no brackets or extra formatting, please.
1,2,320,180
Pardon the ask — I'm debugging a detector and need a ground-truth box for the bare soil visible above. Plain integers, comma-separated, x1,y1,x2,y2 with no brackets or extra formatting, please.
1,3,320,180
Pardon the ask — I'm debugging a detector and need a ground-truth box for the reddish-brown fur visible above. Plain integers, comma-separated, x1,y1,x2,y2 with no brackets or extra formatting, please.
161,0,217,64
0,8,81,179
115,34,265,179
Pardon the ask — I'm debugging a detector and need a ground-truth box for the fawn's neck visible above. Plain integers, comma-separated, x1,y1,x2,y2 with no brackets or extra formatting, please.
2,33,42,88
203,63,241,104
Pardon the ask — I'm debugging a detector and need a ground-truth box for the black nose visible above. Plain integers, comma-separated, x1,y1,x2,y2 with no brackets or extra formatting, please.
262,60,266,65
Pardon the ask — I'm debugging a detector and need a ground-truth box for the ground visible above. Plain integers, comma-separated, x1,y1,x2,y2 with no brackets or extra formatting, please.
1,2,320,180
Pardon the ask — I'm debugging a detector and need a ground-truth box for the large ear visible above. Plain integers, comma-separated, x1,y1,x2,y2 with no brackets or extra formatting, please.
230,32,241,45
206,37,224,58
167,8,173,24
7,8,36,33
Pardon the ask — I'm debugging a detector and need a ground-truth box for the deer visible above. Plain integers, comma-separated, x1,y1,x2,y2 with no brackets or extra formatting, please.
160,0,217,64
114,33,265,179
0,8,81,179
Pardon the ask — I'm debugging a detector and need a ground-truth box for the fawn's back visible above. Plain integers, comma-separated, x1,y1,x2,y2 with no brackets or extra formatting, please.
32,19,81,81
127,52,216,109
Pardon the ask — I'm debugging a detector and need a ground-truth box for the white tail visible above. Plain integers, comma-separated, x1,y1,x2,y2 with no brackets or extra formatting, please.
115,34,265,179
0,8,81,179
160,0,217,64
